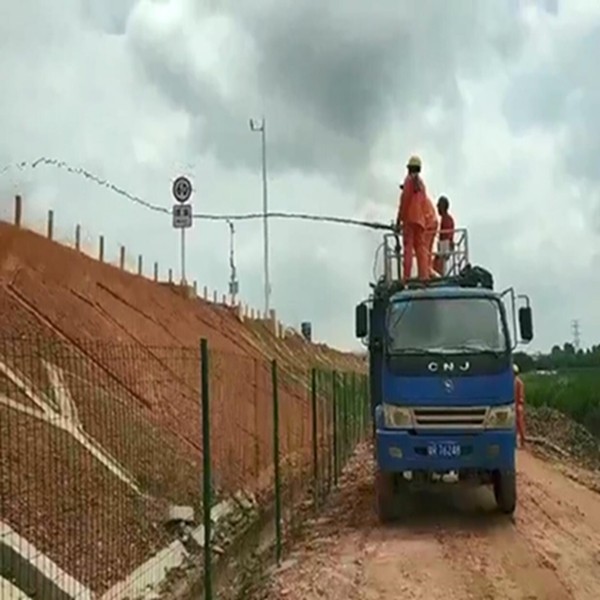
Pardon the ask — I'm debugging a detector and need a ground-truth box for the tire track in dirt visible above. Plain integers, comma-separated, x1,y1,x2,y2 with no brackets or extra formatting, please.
264,446,600,600
512,453,600,599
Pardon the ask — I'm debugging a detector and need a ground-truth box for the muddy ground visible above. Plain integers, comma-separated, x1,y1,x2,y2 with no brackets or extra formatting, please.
261,445,600,600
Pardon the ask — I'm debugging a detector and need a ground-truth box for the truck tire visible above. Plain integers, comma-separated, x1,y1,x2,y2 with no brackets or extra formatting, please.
375,470,397,523
494,470,516,514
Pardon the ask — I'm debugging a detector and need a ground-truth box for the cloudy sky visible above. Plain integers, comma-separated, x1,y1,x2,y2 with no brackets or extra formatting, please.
0,0,598,353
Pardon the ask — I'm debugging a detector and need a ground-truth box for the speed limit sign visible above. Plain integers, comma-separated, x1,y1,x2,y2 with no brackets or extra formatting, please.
172,176,193,203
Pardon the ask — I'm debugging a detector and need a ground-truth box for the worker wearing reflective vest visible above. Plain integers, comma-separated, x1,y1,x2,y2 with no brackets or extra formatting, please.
396,155,430,281
513,364,526,448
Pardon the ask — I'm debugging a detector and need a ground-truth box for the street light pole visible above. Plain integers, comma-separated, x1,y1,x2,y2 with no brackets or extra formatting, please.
250,116,271,315
227,219,239,305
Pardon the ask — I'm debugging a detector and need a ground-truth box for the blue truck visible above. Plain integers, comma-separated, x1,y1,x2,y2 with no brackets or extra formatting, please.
354,229,533,521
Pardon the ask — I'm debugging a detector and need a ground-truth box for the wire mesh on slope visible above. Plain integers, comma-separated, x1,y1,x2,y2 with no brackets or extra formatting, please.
0,337,369,598
0,337,203,596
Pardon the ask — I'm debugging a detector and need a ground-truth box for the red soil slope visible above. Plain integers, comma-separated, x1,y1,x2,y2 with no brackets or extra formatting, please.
0,221,364,594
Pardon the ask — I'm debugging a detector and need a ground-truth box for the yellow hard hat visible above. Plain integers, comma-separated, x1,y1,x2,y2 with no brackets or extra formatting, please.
407,155,422,168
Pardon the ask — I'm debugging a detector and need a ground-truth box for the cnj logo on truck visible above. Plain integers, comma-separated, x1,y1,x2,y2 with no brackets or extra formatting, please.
427,361,471,373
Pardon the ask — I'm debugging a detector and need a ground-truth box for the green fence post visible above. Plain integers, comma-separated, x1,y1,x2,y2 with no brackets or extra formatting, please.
360,374,366,441
317,369,325,503
346,372,350,456
351,371,360,449
351,371,357,448
356,373,361,442
359,373,364,441
332,370,339,486
325,369,332,496
200,338,213,600
343,372,349,464
354,373,358,447
341,374,345,466
311,367,319,509
271,359,282,565
364,374,370,438
357,373,361,440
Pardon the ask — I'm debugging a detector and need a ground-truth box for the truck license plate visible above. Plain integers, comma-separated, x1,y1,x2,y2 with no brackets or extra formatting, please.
427,441,461,458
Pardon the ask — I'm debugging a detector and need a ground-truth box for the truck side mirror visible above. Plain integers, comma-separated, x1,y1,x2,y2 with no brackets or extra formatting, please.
518,306,533,342
355,303,368,338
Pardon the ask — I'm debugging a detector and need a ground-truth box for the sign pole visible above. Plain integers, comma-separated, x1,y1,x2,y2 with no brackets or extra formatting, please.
181,228,186,284
171,175,193,286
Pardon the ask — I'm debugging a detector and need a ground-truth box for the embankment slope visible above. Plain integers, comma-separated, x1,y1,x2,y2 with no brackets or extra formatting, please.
0,221,364,595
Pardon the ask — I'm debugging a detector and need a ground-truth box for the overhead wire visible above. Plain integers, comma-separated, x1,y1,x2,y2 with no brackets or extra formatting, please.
0,157,394,232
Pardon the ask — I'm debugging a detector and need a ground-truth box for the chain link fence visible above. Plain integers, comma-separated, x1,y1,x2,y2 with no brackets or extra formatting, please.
0,336,369,599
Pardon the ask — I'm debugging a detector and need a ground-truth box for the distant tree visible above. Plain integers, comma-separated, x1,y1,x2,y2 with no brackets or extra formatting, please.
513,351,535,373
516,339,600,370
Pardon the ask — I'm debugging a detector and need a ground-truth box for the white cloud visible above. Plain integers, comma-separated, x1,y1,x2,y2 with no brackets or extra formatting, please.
1,0,599,351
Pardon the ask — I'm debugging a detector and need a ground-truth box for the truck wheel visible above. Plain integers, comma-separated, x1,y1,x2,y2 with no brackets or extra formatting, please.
375,470,397,523
494,470,516,514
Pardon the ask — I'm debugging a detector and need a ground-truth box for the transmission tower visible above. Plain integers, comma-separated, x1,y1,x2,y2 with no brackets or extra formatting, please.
571,319,581,351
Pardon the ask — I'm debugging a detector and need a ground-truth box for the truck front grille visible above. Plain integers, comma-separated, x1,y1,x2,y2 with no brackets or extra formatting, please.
412,406,488,430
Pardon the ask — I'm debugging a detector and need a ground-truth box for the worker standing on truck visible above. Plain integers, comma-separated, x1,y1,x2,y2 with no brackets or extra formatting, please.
433,196,456,276
396,155,429,281
514,364,526,448
424,195,440,277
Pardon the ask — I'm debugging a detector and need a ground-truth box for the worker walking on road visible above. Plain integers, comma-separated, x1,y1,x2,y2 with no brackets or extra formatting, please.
433,195,456,276
514,364,526,448
396,155,429,281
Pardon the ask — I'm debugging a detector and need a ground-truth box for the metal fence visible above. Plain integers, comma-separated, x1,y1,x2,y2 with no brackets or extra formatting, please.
0,336,369,599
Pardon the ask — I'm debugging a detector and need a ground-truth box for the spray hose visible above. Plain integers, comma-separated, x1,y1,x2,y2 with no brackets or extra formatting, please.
192,211,395,231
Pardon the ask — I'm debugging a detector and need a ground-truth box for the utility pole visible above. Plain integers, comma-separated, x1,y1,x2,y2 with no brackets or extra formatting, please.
227,220,239,304
571,319,581,351
249,117,271,315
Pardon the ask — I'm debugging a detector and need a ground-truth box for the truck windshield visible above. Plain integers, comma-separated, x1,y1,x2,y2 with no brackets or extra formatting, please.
387,297,507,354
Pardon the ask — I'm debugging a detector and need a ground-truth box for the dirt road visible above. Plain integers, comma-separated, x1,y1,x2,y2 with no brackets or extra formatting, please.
264,446,600,599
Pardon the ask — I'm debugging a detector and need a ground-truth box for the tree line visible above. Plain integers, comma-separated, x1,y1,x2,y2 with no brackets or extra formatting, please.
514,343,600,372
514,343,600,439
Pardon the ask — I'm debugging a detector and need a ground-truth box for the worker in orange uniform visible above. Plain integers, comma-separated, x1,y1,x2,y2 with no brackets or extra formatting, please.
513,364,526,448
396,155,429,281
433,195,456,276
423,195,440,277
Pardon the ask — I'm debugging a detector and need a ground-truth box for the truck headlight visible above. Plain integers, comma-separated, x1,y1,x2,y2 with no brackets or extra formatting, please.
383,404,413,428
485,405,515,429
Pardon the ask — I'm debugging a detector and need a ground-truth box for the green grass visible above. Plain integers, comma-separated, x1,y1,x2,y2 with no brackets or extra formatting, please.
524,368,600,438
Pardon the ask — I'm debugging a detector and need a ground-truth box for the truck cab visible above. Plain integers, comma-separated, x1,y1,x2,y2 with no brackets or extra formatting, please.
355,229,533,522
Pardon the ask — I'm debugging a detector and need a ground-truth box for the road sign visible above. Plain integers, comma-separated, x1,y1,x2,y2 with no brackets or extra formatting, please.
173,204,193,228
172,176,193,203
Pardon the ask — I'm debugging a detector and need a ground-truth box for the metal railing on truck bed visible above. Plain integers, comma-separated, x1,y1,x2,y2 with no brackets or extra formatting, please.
382,228,470,284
